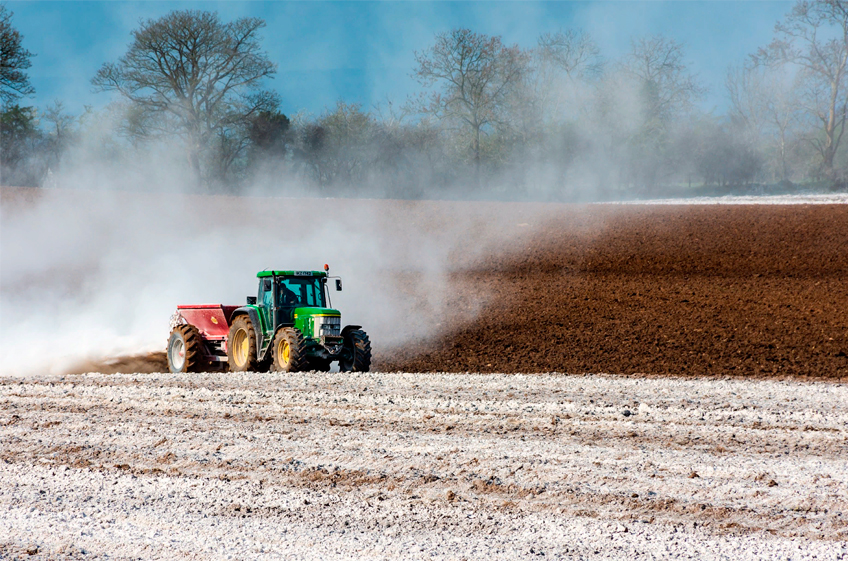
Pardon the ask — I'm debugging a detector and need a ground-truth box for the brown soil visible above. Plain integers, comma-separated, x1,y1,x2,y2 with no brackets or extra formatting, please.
380,204,848,378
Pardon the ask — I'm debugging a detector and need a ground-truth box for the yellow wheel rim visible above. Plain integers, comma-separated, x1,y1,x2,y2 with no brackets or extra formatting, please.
279,339,291,366
233,329,248,367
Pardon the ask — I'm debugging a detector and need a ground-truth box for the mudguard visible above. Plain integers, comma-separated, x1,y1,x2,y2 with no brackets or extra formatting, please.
341,325,363,337
230,306,270,359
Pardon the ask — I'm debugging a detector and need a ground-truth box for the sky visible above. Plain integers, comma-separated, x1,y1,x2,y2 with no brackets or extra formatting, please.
7,1,793,119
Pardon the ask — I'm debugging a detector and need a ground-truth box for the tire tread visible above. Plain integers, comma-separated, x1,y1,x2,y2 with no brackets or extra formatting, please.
168,324,204,373
227,315,258,372
340,329,371,372
272,327,308,372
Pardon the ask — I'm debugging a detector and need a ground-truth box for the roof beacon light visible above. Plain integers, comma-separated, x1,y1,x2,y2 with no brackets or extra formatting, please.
324,264,330,272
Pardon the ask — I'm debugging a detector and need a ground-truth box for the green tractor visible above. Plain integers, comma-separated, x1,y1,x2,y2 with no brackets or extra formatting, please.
167,266,371,373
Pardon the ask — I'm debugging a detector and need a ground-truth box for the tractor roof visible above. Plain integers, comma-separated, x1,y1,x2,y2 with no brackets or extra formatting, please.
256,270,328,278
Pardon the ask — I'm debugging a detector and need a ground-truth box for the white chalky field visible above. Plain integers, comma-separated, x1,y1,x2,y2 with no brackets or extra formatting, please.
1,371,846,559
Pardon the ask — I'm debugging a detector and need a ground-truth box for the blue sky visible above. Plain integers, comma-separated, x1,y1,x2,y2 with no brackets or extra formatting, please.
7,1,792,118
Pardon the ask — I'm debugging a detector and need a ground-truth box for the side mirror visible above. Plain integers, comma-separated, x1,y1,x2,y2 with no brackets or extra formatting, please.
246,296,257,305
335,279,342,291
263,278,272,291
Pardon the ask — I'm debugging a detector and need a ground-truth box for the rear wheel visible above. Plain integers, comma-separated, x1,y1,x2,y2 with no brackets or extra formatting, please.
167,324,204,373
272,328,308,372
339,329,371,372
227,315,258,372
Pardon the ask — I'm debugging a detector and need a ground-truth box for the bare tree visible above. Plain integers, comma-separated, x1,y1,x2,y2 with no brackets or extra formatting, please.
42,101,75,138
624,35,706,125
0,4,34,104
410,28,528,171
726,65,768,138
41,100,77,170
537,30,602,81
92,10,277,183
598,35,705,189
755,0,848,178
514,29,601,130
727,65,803,181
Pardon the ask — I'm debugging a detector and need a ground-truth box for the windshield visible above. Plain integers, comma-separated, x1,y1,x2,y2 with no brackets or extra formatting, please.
278,277,326,308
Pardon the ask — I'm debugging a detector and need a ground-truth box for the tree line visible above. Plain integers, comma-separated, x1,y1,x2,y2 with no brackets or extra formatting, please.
3,1,848,199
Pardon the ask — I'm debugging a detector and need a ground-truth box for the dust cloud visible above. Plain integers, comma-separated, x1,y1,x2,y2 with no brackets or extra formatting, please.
0,176,559,375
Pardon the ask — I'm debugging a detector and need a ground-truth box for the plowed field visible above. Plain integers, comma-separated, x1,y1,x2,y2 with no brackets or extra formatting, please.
382,204,848,378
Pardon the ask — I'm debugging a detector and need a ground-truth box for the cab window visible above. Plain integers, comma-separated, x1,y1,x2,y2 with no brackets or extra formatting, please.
278,277,325,307
259,278,273,309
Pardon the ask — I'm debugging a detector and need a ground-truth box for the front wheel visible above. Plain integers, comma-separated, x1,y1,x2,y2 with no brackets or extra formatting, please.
339,329,371,372
272,328,308,372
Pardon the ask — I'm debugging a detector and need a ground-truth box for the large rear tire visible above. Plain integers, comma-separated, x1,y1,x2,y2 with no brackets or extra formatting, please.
272,328,308,372
339,329,371,372
167,324,204,373
227,315,259,372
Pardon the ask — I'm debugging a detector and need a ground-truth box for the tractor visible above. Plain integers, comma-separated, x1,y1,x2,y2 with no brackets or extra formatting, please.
166,266,371,373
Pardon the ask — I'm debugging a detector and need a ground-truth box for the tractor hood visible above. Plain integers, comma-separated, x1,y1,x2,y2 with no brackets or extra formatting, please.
292,307,340,319
291,307,342,343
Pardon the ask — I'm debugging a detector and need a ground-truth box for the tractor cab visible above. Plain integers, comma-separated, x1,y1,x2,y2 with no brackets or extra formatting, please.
253,270,341,337
257,271,330,325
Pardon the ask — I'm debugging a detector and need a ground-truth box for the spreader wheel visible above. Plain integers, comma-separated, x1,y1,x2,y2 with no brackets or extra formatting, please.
272,328,308,373
339,329,372,373
227,315,259,372
167,324,204,373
